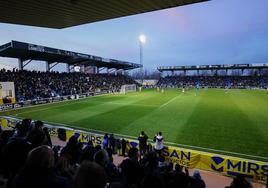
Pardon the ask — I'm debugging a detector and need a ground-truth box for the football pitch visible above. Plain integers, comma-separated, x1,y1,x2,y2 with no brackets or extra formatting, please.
1,89,268,161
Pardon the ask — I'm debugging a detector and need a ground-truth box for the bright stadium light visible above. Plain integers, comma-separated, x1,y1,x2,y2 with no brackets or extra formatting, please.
138,34,146,85
139,34,146,44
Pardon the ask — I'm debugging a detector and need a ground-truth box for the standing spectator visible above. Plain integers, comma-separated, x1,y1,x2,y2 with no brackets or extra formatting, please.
121,138,127,157
60,136,81,165
138,131,148,158
103,133,109,149
109,134,115,153
43,127,52,147
105,148,120,182
119,148,144,187
154,132,164,155
115,139,121,156
27,121,46,147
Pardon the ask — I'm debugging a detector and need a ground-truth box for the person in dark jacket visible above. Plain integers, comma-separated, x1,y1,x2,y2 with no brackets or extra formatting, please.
121,139,127,157
109,134,115,153
138,131,148,158
190,170,206,188
11,145,70,188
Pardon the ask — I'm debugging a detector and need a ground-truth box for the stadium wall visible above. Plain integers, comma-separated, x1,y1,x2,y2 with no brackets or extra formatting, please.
0,116,267,185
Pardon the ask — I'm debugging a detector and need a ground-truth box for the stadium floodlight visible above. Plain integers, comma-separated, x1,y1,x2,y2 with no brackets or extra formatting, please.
139,34,146,44
138,34,146,85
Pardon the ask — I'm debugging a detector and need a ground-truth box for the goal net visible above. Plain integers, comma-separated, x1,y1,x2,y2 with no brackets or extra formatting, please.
120,84,137,94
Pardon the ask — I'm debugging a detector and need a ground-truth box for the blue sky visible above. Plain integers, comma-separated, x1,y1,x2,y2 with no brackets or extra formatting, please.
0,0,268,72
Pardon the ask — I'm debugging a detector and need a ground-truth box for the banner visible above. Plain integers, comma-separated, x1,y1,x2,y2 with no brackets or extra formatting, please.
162,146,268,184
0,116,267,184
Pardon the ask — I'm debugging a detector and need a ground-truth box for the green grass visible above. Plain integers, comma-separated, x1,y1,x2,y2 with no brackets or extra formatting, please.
1,89,268,161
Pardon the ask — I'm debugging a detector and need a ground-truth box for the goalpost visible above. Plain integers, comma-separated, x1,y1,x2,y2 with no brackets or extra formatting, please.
120,84,137,94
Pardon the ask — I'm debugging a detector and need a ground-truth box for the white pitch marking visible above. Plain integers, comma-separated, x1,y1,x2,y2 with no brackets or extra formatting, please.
159,94,183,109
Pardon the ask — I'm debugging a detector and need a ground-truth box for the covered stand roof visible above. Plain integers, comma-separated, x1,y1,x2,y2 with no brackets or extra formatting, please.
158,64,268,72
0,0,208,28
0,41,141,70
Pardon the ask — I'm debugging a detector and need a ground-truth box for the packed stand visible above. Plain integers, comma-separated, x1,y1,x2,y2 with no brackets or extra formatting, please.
0,122,257,188
0,69,137,101
157,76,268,89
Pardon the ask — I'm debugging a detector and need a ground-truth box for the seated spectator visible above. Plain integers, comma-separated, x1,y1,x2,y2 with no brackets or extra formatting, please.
11,145,70,188
0,69,138,101
73,161,107,188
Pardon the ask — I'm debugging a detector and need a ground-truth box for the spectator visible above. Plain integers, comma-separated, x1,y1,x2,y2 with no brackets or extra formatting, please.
79,142,95,162
119,148,144,187
157,75,268,89
138,131,148,158
0,117,214,188
73,161,107,188
190,170,206,188
121,138,127,157
2,120,32,185
103,133,109,149
109,133,116,153
43,127,52,147
154,132,164,155
115,138,122,156
105,148,120,182
27,120,46,147
0,69,138,101
94,149,109,168
11,145,70,188
226,174,252,188
61,135,81,165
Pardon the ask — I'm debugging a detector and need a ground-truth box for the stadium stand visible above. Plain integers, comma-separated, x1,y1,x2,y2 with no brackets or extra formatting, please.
157,76,268,89
0,69,137,101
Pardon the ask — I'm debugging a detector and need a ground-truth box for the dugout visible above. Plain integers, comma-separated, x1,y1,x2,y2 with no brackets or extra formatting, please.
0,82,15,104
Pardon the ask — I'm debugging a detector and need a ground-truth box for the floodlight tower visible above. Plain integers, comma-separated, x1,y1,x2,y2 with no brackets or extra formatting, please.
139,34,146,85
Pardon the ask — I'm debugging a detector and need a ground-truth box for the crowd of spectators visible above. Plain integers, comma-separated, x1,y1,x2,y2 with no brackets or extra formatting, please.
157,76,268,89
0,69,137,101
0,121,256,188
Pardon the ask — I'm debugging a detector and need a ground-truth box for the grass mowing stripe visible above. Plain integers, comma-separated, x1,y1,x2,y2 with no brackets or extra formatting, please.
2,94,111,116
3,89,268,161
